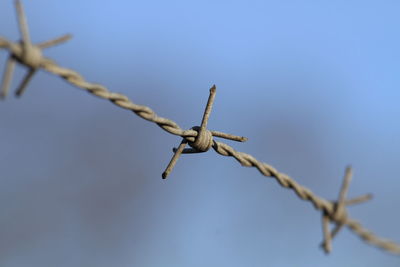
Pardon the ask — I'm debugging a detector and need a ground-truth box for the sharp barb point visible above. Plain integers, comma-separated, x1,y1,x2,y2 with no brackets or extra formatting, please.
199,85,217,130
321,214,332,254
338,166,353,207
15,68,36,97
210,84,216,93
162,140,187,179
38,34,73,49
346,194,373,206
15,0,31,45
1,57,16,99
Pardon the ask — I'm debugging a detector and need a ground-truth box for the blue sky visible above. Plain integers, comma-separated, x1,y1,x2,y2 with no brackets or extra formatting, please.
1,0,400,266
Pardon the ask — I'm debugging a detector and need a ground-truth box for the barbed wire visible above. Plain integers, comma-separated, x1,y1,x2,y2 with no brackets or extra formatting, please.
1,0,399,255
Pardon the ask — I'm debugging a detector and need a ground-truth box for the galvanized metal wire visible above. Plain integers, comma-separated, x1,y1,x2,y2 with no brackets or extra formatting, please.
1,0,400,256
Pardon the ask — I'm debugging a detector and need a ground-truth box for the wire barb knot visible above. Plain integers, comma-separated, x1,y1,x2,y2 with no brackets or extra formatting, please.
17,41,43,69
162,85,247,179
188,126,213,152
0,0,71,99
320,166,373,254
330,201,348,223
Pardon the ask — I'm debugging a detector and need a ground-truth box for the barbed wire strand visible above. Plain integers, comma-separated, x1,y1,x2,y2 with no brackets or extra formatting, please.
1,0,400,255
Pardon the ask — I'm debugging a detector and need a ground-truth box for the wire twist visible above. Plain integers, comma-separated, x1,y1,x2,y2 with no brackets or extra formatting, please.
1,0,400,255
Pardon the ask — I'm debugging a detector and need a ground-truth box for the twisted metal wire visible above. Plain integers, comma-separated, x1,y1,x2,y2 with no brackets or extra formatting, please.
1,0,400,256
212,142,400,254
0,36,195,139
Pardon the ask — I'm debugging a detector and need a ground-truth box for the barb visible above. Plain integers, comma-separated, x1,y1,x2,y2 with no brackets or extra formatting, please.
0,0,72,99
320,166,372,253
1,0,399,255
162,85,247,179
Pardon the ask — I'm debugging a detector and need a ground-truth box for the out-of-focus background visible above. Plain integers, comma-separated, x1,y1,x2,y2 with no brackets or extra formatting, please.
1,0,400,266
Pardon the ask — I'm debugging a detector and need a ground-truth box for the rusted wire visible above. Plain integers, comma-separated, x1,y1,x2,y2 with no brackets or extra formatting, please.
1,0,400,256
